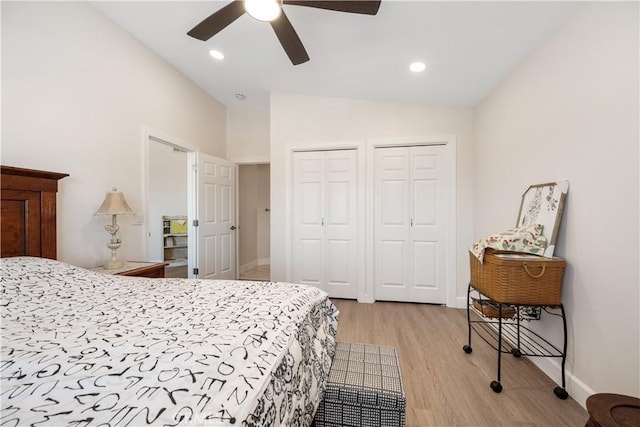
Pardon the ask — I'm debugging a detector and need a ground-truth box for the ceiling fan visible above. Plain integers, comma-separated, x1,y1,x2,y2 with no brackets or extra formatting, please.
187,0,382,65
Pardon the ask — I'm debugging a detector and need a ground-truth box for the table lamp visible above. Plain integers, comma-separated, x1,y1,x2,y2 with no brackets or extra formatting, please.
95,187,134,269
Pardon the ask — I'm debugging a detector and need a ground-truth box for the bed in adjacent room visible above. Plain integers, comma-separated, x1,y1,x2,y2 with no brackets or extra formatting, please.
0,166,338,426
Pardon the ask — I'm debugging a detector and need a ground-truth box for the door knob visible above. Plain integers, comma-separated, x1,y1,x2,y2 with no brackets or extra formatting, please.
230,225,237,230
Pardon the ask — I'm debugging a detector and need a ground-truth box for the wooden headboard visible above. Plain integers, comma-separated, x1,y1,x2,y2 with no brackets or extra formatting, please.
1,166,69,259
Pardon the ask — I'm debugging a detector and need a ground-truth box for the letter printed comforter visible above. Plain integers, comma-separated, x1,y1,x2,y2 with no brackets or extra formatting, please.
0,257,338,426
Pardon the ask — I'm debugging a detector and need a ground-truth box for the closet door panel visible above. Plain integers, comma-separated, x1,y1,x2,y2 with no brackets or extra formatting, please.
413,179,437,225
409,146,447,303
292,150,358,299
324,150,358,299
375,145,448,304
292,153,325,290
380,240,406,287
300,182,323,223
374,147,411,301
326,239,350,285
412,241,438,289
382,180,405,225
325,181,350,225
377,150,409,227
299,238,323,287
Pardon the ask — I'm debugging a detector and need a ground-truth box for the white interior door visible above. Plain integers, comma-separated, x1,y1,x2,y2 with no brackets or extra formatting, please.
374,145,447,303
292,150,358,298
196,152,236,280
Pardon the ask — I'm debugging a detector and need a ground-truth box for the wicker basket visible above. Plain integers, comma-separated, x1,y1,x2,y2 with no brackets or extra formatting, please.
469,250,566,306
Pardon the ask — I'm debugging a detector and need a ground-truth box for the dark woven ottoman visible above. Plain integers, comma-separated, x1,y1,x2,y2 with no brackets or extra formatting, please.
313,342,406,427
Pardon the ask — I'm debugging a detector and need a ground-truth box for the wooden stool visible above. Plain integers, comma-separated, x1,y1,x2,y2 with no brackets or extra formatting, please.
586,393,640,427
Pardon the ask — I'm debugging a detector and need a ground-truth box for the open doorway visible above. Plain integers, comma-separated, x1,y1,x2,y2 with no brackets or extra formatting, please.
237,163,270,281
148,139,189,278
145,132,237,280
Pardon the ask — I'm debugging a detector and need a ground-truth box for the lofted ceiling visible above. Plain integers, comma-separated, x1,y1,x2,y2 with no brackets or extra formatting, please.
92,1,578,110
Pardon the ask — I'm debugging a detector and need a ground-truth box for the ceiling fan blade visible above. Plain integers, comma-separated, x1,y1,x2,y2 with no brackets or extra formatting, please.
270,10,310,65
187,0,246,41
283,0,382,15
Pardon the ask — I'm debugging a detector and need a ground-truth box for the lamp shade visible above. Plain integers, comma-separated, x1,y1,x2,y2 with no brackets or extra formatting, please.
95,187,134,216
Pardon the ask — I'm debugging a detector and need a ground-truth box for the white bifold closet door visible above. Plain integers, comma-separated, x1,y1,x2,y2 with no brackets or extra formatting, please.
292,149,358,299
374,145,447,304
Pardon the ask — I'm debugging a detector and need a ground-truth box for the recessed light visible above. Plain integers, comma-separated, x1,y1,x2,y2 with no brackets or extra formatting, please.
209,49,224,60
409,62,426,73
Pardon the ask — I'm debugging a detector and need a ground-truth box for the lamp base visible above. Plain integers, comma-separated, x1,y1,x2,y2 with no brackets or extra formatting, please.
103,259,125,269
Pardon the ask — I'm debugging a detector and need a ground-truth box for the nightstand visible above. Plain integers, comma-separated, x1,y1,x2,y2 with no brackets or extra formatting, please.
91,261,169,278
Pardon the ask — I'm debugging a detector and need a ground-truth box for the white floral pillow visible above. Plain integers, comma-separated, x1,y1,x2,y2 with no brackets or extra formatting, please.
470,224,547,263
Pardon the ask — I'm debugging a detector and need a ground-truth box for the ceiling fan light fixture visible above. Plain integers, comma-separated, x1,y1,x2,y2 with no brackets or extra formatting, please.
245,0,281,22
187,0,381,65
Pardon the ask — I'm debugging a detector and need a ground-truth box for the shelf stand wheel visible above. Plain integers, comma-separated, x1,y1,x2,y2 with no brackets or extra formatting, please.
554,387,569,400
490,381,503,393
465,284,473,351
510,348,522,358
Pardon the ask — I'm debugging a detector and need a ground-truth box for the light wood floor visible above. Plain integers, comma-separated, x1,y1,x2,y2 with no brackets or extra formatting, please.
165,265,188,278
239,264,270,281
332,299,588,427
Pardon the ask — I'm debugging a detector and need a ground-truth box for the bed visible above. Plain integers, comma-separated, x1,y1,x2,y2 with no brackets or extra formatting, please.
0,166,339,426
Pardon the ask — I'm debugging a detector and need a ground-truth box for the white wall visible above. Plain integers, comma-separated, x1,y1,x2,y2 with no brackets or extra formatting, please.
1,2,226,267
474,2,639,406
238,164,259,269
227,107,270,161
270,92,474,303
256,164,270,263
148,142,188,262
227,106,270,270
238,164,271,271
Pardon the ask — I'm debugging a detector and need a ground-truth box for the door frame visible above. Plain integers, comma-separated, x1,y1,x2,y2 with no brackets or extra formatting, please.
284,141,367,301
141,127,198,278
367,135,457,307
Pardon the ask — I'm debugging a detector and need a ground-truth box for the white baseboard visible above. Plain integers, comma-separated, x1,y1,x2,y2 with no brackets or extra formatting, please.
455,296,468,309
257,257,270,266
529,356,593,409
239,260,257,274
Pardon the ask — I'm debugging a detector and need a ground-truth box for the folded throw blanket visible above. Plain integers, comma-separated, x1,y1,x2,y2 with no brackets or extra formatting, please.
470,224,547,263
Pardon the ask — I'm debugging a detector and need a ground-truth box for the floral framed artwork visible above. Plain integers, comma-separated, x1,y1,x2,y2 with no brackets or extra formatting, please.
516,181,569,257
